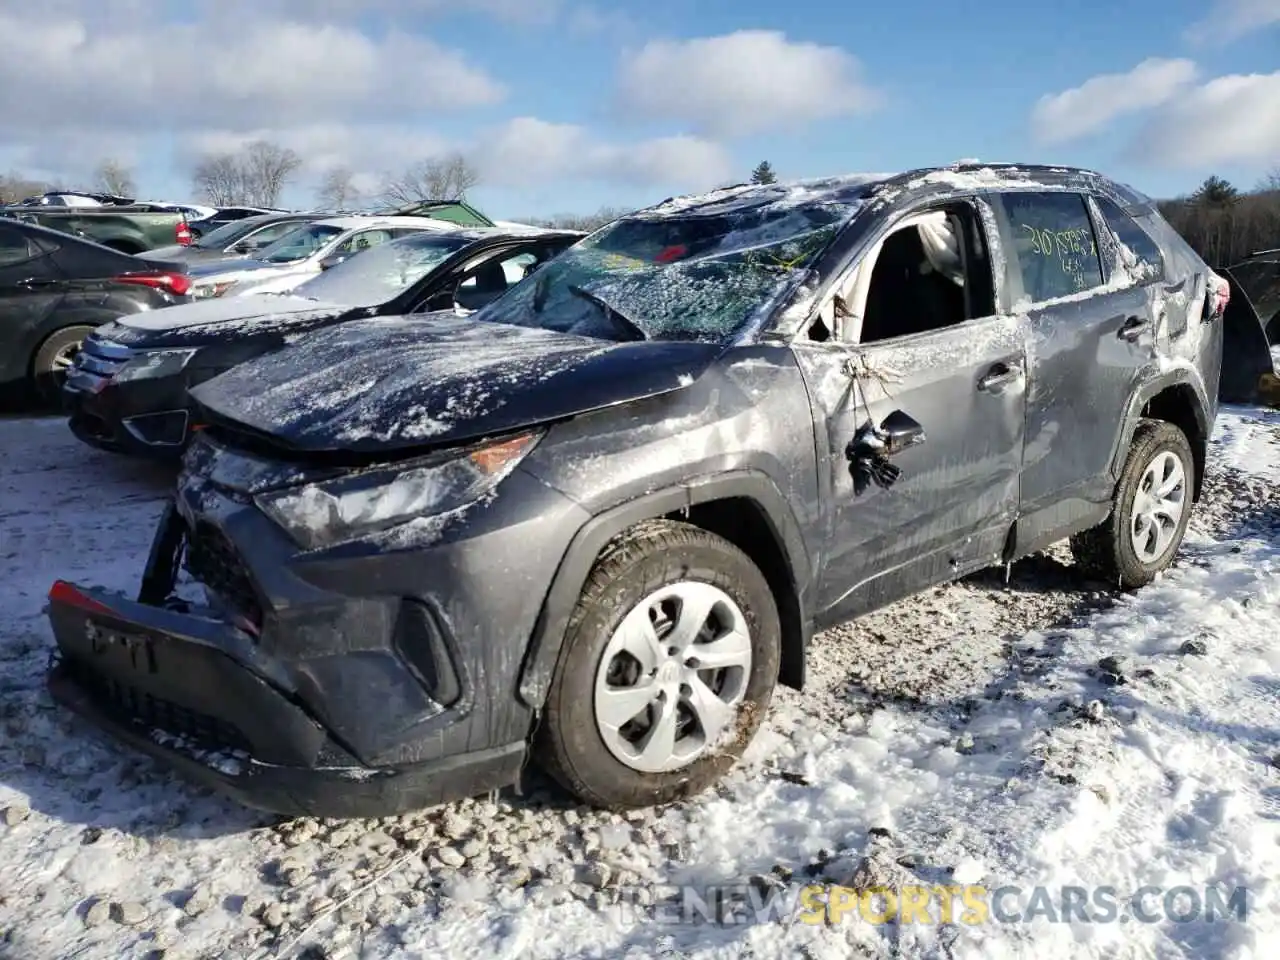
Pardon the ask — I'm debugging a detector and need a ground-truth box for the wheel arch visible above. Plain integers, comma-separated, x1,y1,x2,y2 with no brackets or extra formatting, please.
27,313,115,376
1113,373,1211,500
517,470,815,710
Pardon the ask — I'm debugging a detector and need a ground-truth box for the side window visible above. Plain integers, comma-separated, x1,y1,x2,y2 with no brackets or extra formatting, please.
1092,196,1164,282
454,251,536,309
0,226,35,267
817,202,996,345
1002,192,1103,303
336,229,394,255
245,221,301,246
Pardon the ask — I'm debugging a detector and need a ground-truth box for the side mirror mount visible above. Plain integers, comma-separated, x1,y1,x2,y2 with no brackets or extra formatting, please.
846,409,925,494
319,254,346,271
877,409,926,456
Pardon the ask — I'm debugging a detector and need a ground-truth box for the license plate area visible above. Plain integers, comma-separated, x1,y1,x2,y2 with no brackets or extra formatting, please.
86,620,159,675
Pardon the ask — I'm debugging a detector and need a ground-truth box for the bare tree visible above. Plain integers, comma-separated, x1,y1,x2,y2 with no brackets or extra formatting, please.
527,206,627,231
316,166,360,210
93,158,136,197
191,153,247,205
1159,174,1280,266
241,140,301,208
0,171,56,204
381,152,480,208
190,140,302,207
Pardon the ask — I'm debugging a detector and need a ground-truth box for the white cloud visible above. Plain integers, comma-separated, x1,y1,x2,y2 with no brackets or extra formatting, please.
0,9,503,138
473,118,733,190
1127,70,1280,167
1185,0,1280,43
1030,58,1199,144
0,1,731,205
616,31,880,138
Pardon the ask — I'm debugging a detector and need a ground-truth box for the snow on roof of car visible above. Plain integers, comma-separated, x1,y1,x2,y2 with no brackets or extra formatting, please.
311,214,466,231
633,163,1127,222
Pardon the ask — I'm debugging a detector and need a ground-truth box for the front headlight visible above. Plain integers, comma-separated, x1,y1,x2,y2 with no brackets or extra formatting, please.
113,348,199,382
255,431,543,549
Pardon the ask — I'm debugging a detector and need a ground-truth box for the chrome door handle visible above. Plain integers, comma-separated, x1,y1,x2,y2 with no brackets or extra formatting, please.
1117,316,1149,341
978,363,1021,393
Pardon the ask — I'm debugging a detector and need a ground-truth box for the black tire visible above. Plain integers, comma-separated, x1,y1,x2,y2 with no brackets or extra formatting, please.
31,325,95,401
1070,419,1196,590
536,519,781,809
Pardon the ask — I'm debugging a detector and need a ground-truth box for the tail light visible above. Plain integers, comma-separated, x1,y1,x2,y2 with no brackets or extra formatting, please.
176,220,192,246
115,271,193,297
1204,272,1230,321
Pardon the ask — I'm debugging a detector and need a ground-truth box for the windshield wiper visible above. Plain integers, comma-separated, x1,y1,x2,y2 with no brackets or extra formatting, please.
567,284,647,342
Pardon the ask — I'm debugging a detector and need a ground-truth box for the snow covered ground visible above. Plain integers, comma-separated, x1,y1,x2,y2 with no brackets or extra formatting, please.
0,406,1277,960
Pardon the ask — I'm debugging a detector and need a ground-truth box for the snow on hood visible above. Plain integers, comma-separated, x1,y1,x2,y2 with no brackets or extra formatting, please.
191,313,721,454
116,294,339,332
185,257,277,277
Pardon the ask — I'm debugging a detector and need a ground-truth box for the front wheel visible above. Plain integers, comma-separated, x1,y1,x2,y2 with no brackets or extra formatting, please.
536,519,780,809
1070,419,1195,589
31,325,95,403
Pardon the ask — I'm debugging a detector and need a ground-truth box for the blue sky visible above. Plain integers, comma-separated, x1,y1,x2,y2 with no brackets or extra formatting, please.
2,0,1277,219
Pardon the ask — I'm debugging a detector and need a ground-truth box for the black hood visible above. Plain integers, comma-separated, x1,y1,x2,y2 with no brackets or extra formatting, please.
99,295,356,349
190,313,722,455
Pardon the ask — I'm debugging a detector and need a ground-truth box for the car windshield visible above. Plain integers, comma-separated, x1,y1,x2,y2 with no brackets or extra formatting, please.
293,234,474,306
191,218,270,249
257,223,344,263
471,196,855,342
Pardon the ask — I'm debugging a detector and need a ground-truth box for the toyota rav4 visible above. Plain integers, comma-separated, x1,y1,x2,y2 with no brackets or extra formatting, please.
46,164,1229,818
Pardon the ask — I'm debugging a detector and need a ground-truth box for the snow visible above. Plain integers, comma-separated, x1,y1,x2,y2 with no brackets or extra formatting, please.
1,405,1278,959
115,294,326,332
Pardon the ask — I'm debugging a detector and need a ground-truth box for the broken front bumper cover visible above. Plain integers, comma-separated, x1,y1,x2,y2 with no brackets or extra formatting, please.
44,580,524,818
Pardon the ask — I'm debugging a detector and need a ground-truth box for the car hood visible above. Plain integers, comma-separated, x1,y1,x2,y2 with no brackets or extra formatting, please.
103,295,354,348
187,258,289,281
144,245,249,264
191,313,722,455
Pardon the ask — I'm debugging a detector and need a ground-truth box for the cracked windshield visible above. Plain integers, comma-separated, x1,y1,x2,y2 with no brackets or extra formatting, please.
475,198,857,342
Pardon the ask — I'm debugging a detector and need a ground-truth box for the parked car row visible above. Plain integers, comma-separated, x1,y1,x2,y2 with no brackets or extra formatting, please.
28,162,1261,824
65,226,583,453
0,204,508,402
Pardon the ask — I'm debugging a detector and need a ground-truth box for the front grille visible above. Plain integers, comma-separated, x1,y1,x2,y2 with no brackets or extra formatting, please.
183,522,263,627
75,335,134,378
64,658,252,754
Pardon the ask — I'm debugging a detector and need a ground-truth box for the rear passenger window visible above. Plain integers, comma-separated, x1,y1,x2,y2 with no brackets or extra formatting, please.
1093,196,1163,282
0,226,34,267
1002,192,1103,303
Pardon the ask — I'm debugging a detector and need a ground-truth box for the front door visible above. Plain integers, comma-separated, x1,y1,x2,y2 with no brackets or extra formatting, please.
0,224,65,377
796,311,1027,624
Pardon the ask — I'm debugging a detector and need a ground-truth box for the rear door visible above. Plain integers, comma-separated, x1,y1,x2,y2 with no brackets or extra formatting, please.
996,190,1155,544
0,224,66,379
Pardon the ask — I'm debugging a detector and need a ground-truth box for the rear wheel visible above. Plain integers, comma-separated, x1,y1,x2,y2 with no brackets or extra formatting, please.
1070,419,1195,589
31,325,94,402
536,520,780,809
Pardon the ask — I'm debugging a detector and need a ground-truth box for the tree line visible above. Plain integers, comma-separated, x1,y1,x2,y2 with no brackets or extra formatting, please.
1158,173,1280,267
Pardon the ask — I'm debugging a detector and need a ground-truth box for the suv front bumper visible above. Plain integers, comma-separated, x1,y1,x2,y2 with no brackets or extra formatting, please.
45,461,587,817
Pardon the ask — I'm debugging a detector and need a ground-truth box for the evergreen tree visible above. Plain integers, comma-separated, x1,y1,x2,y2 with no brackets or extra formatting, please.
750,161,777,185
1192,175,1239,208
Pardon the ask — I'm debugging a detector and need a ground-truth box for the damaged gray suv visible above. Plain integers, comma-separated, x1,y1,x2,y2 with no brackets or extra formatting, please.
47,163,1230,818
